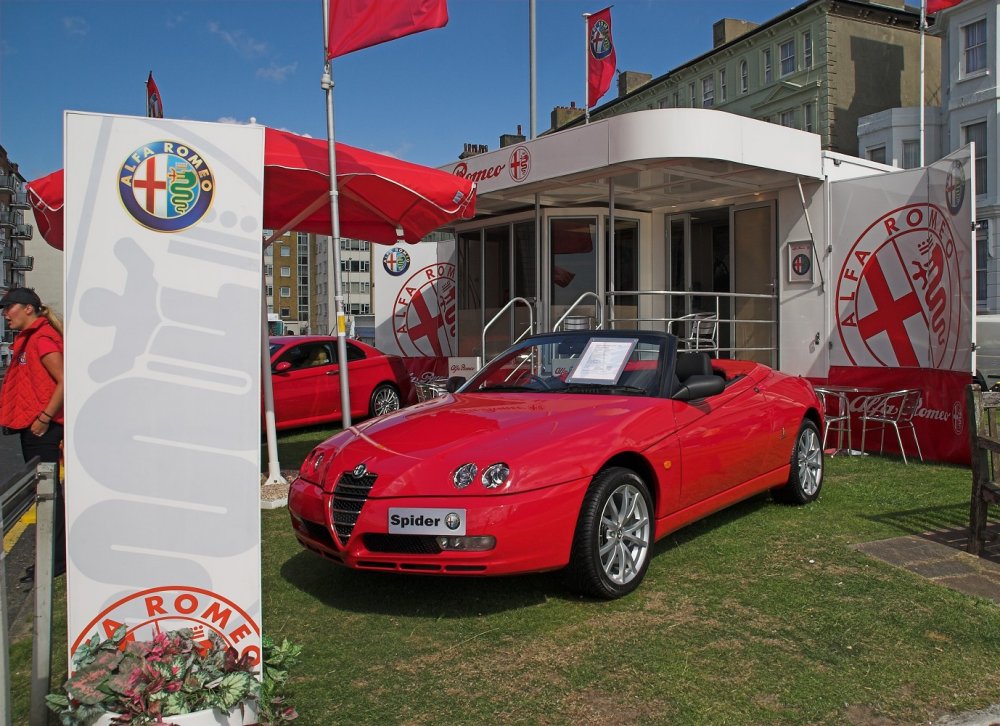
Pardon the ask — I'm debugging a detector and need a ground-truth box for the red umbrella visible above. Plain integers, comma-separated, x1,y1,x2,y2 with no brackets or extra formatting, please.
25,126,476,250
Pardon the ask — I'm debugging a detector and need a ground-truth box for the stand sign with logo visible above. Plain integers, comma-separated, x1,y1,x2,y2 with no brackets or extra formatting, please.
825,146,974,463
63,112,264,664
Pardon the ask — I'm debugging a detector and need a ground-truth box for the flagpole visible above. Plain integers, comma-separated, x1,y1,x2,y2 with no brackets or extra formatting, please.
583,12,591,124
920,0,926,166
529,0,537,139
322,0,353,428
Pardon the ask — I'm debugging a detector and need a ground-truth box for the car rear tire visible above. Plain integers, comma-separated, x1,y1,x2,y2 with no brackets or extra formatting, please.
564,467,653,599
369,384,401,418
772,419,823,504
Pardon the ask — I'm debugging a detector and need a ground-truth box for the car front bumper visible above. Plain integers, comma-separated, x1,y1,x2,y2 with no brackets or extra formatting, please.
288,475,591,576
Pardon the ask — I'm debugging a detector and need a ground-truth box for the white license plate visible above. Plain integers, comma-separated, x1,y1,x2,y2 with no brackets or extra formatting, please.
388,507,466,535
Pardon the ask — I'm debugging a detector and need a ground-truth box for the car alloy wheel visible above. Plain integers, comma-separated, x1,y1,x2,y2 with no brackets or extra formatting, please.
369,384,401,417
565,467,653,599
773,419,823,504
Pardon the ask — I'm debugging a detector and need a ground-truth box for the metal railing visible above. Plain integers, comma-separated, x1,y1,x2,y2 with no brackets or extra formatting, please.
1,459,57,726
552,292,604,331
481,296,535,367
605,290,778,364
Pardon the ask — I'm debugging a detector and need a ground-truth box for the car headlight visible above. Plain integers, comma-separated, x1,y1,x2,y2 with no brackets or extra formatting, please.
452,463,478,489
481,463,510,489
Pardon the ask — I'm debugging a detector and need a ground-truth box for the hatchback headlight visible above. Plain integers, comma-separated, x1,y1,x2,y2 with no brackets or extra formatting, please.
481,463,510,489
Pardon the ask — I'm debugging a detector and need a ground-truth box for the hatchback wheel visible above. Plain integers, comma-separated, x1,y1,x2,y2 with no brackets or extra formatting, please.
565,467,653,599
369,383,401,418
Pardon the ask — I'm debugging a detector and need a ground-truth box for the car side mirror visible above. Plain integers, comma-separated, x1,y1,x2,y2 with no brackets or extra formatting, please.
273,361,293,373
672,374,725,401
446,376,466,393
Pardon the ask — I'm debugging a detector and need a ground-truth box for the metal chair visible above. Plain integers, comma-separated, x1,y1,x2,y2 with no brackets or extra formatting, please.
670,313,719,353
814,387,851,454
859,389,924,464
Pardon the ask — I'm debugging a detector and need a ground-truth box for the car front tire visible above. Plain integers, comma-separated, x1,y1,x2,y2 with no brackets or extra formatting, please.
565,467,654,599
772,419,823,504
369,383,401,418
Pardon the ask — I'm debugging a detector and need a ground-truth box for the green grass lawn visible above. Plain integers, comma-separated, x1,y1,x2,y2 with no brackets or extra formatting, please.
11,455,1000,725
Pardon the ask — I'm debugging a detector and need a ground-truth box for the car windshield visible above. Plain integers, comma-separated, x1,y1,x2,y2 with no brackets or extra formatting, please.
464,333,667,397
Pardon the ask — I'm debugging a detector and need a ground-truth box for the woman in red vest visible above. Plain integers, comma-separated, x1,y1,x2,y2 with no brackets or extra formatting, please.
0,286,65,575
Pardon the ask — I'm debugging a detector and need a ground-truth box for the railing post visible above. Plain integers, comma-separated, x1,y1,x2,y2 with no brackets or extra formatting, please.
31,462,57,725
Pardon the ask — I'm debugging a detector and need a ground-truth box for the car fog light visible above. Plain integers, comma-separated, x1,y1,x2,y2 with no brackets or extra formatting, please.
435,535,496,551
481,463,510,489
453,463,478,489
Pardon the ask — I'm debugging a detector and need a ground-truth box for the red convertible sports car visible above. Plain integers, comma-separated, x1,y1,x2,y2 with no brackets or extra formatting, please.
288,330,824,598
269,336,415,431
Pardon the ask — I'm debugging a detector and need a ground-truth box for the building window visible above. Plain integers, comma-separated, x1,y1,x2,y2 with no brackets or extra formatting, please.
867,146,887,164
701,76,714,107
780,39,795,76
266,285,272,297
658,98,669,109
902,140,920,169
672,91,679,107
803,31,813,68
780,109,797,128
803,102,815,132
688,82,696,107
719,68,727,102
280,246,291,257
264,264,273,277
280,266,291,277
280,307,290,317
297,232,308,245
965,121,988,194
762,48,773,83
279,287,291,298
963,18,987,74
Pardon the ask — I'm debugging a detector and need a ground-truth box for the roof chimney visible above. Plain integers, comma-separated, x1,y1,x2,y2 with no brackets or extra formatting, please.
550,103,585,131
499,124,527,148
712,18,759,48
618,71,653,98
458,143,489,159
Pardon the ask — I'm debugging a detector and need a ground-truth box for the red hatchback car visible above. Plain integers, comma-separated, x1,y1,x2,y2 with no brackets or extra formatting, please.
268,336,415,431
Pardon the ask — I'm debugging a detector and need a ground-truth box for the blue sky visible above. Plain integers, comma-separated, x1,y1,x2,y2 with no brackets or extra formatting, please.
1,0,799,182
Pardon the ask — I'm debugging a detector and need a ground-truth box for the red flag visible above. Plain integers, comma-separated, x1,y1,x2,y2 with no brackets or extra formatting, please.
327,0,448,59
146,72,163,118
587,7,616,108
927,0,963,12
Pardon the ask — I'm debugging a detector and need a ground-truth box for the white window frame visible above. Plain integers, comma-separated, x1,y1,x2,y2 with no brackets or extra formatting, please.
901,140,920,169
780,39,795,76
701,76,715,107
719,68,727,102
803,102,815,133
279,286,291,298
803,31,813,69
964,121,988,195
688,82,696,107
762,48,773,84
780,109,796,128
280,266,291,277
740,60,749,93
963,18,987,75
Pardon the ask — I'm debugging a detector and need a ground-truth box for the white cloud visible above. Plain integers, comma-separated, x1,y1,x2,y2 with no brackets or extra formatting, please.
256,62,298,82
165,13,188,30
62,17,89,36
207,21,268,58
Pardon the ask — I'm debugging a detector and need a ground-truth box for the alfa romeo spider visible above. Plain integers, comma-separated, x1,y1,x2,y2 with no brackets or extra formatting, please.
288,330,824,598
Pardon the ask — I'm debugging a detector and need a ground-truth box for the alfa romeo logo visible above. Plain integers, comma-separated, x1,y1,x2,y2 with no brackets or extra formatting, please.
836,203,964,371
383,247,411,276
118,141,215,233
945,160,966,215
392,263,457,357
590,19,613,59
509,146,530,182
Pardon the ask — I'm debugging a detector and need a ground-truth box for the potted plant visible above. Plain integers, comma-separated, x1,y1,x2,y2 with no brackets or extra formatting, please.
46,626,300,725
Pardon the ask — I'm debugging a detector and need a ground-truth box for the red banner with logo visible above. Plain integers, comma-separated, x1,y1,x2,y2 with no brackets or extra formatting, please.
587,7,616,108
327,0,448,59
146,72,163,119
828,147,975,463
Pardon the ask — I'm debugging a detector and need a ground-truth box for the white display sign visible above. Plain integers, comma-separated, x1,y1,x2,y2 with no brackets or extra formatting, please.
63,112,264,665
374,237,457,357
566,338,636,384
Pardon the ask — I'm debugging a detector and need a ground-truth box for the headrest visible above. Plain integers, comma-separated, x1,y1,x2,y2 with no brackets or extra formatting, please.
675,352,712,381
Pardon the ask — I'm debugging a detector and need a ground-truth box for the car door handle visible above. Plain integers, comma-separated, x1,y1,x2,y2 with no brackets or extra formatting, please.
325,370,339,375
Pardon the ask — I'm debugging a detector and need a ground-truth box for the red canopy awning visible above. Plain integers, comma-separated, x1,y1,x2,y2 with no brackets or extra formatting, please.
26,126,477,250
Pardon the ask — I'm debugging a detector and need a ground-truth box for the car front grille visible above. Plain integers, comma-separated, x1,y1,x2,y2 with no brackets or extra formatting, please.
362,533,442,555
331,469,378,545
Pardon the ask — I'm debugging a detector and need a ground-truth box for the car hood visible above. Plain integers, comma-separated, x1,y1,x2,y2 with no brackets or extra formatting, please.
315,393,668,497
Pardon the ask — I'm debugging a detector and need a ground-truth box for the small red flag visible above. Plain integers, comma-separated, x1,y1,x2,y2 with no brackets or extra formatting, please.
146,72,163,118
327,0,448,59
587,7,616,108
926,0,963,13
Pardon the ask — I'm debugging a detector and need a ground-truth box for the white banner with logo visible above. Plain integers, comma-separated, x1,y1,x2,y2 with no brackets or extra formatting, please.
64,112,264,663
374,237,457,357
827,146,974,462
